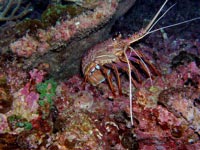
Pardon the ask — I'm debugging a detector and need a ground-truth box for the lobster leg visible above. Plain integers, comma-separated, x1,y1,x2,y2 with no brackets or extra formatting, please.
82,75,88,88
142,60,161,76
126,62,142,83
115,62,139,88
131,58,152,77
129,49,161,76
100,65,116,96
110,64,122,95
124,68,139,88
131,63,143,82
117,58,142,83
129,56,160,78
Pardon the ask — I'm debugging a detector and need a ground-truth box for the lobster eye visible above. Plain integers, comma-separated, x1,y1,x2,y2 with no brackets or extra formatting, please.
95,65,100,70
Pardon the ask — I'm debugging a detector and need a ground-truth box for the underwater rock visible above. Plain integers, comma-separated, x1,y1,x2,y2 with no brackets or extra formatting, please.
158,87,200,135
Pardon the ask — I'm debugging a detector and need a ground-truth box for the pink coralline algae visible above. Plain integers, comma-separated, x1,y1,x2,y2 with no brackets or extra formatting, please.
29,69,47,84
10,35,40,58
20,83,40,112
0,68,47,136
18,69,47,112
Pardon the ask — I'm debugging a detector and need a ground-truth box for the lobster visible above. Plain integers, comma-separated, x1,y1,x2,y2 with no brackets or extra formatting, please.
82,0,200,125
82,0,169,94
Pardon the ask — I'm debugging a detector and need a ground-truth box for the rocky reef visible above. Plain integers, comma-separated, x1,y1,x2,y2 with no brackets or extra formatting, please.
0,0,200,149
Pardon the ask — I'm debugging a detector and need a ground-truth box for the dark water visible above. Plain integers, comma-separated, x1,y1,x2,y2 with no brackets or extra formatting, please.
111,0,200,39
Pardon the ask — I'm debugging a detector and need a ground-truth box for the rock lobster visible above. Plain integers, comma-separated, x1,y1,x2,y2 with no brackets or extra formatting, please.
82,0,200,125
82,0,169,94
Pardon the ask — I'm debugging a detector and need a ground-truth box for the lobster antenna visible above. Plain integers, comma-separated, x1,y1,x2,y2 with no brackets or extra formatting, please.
124,0,170,126
130,47,153,85
147,3,176,34
123,46,134,126
129,0,170,43
148,16,200,35
144,0,169,33
124,45,154,126
127,3,175,87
